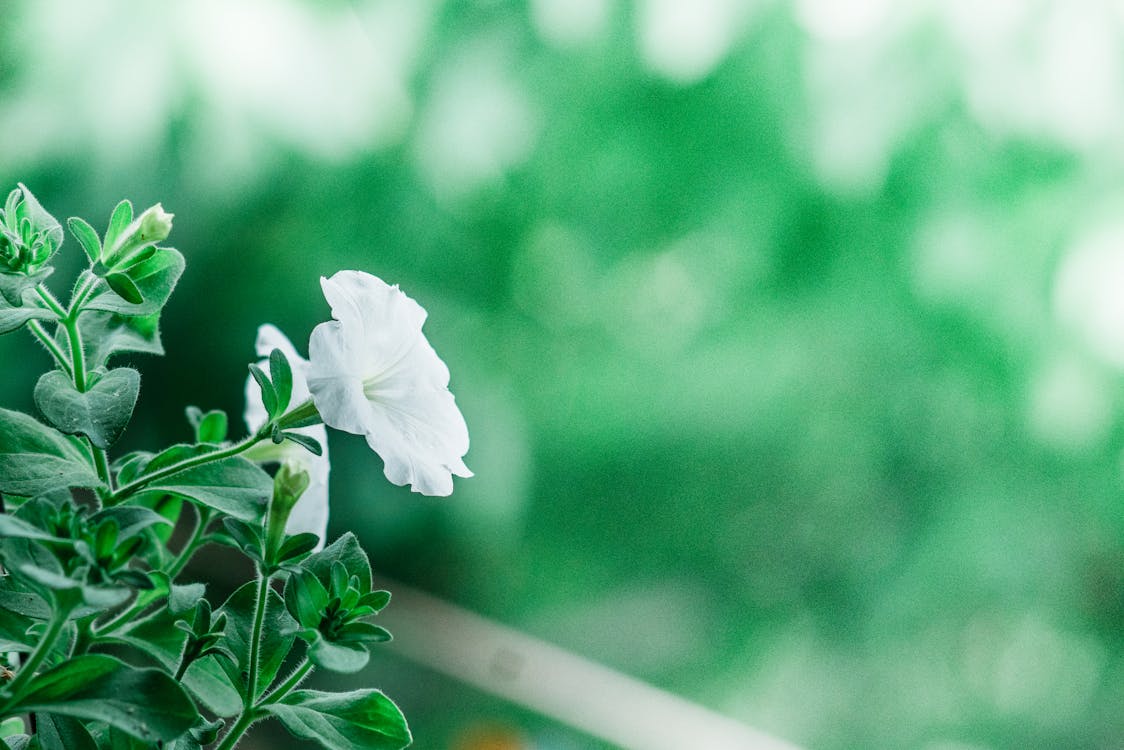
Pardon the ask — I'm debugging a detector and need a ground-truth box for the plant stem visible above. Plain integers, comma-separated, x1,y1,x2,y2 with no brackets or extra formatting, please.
26,320,71,376
214,709,258,750
215,569,272,750
257,659,312,707
46,280,114,491
33,286,65,318
166,508,213,580
107,433,266,504
246,571,269,702
0,606,69,713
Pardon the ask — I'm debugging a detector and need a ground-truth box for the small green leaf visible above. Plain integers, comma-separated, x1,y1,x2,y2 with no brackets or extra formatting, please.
276,533,320,565
249,363,278,418
268,689,411,750
83,247,184,317
66,217,101,264
197,410,228,444
0,268,53,310
285,568,329,629
34,368,140,449
89,506,171,541
0,514,68,543
281,431,323,456
105,273,144,305
357,590,391,613
15,654,197,743
102,200,134,252
0,290,53,335
307,633,370,673
335,621,392,645
301,533,372,593
220,518,263,560
0,408,102,496
269,348,293,414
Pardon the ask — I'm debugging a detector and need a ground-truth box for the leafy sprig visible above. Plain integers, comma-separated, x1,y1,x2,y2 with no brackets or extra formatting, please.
0,186,411,750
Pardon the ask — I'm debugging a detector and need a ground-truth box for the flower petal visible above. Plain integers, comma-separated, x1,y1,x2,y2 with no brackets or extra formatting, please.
308,320,379,437
308,271,471,496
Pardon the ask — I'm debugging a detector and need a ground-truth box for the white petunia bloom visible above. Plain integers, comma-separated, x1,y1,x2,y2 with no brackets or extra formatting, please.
307,270,472,496
244,324,330,547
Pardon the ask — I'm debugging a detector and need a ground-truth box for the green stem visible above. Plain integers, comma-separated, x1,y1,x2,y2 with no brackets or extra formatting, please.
61,316,86,391
27,320,71,375
165,508,213,579
33,286,65,318
214,709,258,750
257,659,312,707
58,297,112,495
107,432,266,504
0,605,69,713
91,599,145,639
245,571,270,702
215,570,272,750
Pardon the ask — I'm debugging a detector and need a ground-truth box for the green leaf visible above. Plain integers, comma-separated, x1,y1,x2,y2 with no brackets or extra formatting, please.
88,506,171,541
17,564,129,610
301,533,372,593
217,581,298,698
285,568,328,630
102,200,133,252
268,689,411,750
307,632,370,673
141,456,270,523
66,217,101,264
281,431,323,456
75,309,163,367
195,410,228,444
33,368,140,449
220,518,263,561
37,714,97,750
15,654,197,743
0,600,36,652
104,273,144,305
335,621,392,645
169,581,207,615
0,293,53,335
276,533,321,565
83,247,184,317
0,408,102,496
249,363,278,418
111,609,242,717
269,348,293,414
0,514,67,543
0,269,53,312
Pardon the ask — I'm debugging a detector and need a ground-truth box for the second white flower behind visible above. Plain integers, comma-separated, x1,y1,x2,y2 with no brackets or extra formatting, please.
244,323,331,547
307,270,472,496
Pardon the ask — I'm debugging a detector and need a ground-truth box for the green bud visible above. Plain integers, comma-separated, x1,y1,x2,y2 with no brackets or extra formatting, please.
137,203,173,245
265,460,311,565
103,202,173,266
0,184,62,275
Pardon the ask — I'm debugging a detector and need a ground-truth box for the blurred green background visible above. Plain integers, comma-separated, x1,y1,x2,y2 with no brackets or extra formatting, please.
4,1,1124,748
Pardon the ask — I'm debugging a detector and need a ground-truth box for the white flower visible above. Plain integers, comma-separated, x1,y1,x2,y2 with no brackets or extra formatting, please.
307,271,471,496
244,324,330,546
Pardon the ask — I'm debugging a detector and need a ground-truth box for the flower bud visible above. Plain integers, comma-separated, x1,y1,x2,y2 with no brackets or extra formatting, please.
0,184,62,276
137,203,174,245
266,460,311,561
104,203,173,266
